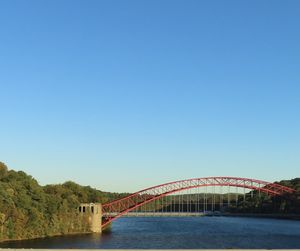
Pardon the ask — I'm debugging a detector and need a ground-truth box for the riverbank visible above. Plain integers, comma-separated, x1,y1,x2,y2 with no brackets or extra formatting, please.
121,211,300,220
0,223,113,244
0,231,93,244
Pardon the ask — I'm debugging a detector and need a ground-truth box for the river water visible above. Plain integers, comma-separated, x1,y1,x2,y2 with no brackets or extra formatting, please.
1,216,300,249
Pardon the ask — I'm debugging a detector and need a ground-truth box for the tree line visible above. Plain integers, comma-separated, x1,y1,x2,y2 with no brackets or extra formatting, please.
0,162,126,241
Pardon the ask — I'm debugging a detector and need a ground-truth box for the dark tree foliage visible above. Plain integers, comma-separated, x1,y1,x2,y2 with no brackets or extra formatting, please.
0,163,125,241
225,178,300,214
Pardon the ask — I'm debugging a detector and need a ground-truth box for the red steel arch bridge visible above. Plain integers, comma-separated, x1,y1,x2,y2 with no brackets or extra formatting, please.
101,177,295,228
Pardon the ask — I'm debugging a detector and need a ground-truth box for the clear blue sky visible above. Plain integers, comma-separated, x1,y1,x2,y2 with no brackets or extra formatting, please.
0,1,299,192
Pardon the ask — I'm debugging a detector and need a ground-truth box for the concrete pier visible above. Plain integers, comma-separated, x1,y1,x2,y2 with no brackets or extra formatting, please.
79,203,102,233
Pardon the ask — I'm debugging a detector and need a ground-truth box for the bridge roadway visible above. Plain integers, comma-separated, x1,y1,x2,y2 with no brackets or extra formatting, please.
124,212,206,217
105,212,215,217
104,212,300,220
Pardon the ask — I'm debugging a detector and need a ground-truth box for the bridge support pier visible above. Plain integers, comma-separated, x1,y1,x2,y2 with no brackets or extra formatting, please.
79,203,102,233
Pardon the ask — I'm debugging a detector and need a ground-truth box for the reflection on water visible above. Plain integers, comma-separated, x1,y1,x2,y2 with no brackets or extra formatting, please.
1,216,300,249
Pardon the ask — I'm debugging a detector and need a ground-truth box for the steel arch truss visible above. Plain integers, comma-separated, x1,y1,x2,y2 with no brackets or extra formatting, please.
101,177,295,228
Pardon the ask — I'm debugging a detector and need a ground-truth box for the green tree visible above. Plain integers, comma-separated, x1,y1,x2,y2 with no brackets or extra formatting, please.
0,162,8,178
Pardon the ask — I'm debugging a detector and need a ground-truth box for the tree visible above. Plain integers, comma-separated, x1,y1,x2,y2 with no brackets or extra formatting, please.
0,162,8,178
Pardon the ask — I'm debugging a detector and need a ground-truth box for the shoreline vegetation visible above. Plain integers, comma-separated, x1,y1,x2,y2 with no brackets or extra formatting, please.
0,161,299,243
207,212,300,220
0,162,127,242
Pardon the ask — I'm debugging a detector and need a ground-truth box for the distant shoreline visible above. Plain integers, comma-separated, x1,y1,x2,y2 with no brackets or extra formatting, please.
207,212,300,220
121,211,300,220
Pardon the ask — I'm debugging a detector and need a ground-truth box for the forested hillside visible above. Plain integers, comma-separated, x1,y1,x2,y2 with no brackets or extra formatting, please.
228,178,300,214
0,162,125,241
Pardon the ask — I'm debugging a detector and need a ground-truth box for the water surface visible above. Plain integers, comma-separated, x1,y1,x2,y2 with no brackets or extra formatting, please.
1,216,300,249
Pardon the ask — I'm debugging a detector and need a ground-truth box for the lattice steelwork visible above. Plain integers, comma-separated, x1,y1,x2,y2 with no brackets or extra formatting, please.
102,177,295,228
